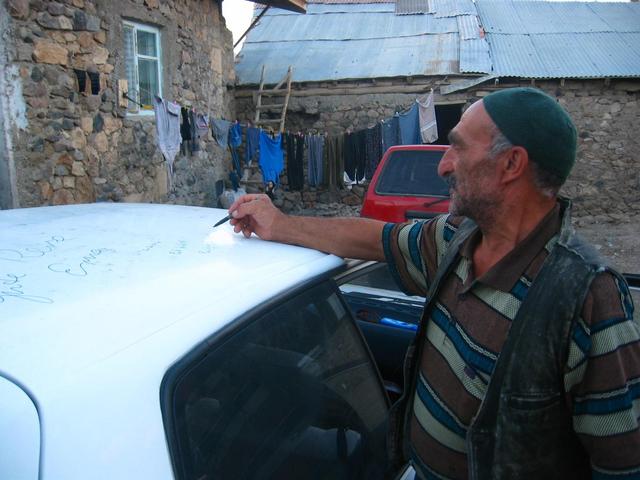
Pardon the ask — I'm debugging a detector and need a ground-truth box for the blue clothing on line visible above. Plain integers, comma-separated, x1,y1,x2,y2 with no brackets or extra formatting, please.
246,127,260,166
259,131,284,184
307,135,324,187
229,122,242,148
381,115,400,152
398,101,421,145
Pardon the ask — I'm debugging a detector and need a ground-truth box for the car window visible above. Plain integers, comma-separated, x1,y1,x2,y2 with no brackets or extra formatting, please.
164,281,388,480
376,150,449,196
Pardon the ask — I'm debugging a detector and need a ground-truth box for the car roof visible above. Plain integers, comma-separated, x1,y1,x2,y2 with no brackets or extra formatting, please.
0,203,344,399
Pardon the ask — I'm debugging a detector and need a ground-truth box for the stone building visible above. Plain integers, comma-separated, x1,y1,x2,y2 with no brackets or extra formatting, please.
0,0,237,209
234,0,640,221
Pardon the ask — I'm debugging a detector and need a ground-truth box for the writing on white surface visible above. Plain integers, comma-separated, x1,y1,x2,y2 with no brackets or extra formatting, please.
0,235,65,263
169,240,187,256
48,248,115,277
0,273,53,304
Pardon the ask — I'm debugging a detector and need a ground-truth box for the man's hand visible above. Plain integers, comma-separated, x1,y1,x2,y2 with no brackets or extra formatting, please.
229,193,386,261
228,194,284,240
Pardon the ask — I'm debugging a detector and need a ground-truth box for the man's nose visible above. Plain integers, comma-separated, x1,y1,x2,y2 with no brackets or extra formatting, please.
438,149,454,177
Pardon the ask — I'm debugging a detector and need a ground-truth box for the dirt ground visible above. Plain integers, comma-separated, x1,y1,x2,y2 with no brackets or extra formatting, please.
574,217,640,274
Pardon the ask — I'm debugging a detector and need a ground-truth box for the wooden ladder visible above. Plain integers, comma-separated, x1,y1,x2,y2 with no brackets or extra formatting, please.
254,65,292,133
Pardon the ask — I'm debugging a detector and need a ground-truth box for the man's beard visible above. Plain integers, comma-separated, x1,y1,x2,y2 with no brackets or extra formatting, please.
445,175,500,226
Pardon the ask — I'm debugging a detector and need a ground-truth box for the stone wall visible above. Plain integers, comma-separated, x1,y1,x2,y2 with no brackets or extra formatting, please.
235,77,640,220
2,0,235,208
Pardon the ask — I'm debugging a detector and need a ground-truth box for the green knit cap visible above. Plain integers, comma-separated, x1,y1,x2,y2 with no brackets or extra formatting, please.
482,87,577,182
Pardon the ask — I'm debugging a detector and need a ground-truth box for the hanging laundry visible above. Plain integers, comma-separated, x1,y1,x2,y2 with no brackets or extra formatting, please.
211,119,231,148
189,109,199,153
284,132,304,191
365,123,383,180
228,122,242,149
195,113,209,139
325,135,345,189
381,115,400,152
344,130,366,183
245,126,261,166
153,96,182,190
306,134,324,187
180,107,193,156
398,101,422,145
418,91,438,144
228,122,243,175
258,131,284,185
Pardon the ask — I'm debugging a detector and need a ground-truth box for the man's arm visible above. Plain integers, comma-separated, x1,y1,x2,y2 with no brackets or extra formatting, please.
228,194,386,261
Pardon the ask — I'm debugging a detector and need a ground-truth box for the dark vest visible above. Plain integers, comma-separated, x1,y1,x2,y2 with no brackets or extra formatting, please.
387,201,624,479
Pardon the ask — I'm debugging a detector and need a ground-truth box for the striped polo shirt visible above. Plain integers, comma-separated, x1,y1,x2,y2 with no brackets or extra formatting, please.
382,206,640,480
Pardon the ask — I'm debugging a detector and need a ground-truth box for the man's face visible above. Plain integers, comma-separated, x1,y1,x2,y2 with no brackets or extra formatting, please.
437,101,504,223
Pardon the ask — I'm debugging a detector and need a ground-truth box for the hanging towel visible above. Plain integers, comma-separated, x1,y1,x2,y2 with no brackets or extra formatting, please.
398,101,421,145
418,91,438,144
211,119,231,148
153,96,182,190
259,131,284,184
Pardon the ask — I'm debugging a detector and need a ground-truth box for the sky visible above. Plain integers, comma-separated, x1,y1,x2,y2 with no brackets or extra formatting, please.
222,0,256,54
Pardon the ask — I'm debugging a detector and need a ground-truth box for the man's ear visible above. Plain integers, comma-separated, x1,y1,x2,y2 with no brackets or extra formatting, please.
501,146,529,183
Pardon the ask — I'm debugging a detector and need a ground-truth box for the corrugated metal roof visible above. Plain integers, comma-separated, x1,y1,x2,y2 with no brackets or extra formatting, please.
248,11,457,42
478,1,640,78
236,2,490,84
430,0,476,18
237,34,461,84
395,0,430,15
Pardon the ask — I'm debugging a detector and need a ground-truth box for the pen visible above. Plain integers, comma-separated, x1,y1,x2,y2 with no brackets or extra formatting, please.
213,214,231,228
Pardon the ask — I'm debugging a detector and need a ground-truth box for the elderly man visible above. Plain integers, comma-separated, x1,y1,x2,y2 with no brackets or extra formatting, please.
229,88,639,479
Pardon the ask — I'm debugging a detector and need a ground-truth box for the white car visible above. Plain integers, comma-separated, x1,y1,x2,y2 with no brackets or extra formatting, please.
0,203,423,480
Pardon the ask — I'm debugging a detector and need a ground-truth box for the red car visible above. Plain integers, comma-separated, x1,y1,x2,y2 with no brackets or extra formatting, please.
360,145,450,223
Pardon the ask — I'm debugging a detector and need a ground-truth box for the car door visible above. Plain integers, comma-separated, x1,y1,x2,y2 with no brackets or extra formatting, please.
161,276,393,480
336,261,423,402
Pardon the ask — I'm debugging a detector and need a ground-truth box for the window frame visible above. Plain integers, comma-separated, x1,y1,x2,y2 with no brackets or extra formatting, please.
160,270,390,480
123,20,162,116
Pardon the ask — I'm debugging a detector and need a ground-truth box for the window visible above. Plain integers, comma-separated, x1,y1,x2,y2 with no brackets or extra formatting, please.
162,281,389,480
376,150,449,197
123,21,161,114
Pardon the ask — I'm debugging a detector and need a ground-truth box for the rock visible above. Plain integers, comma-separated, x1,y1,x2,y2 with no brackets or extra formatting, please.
77,32,94,49
103,116,121,135
81,116,93,134
92,46,109,64
73,10,100,32
33,40,69,65
71,161,86,176
54,165,69,176
63,176,75,188
93,114,104,133
47,2,65,15
94,31,106,44
36,12,73,30
62,118,74,130
92,131,108,152
75,175,95,202
57,153,73,166
145,0,159,7
31,67,44,82
8,0,30,19
70,127,86,149
342,194,362,206
53,189,74,205
39,181,53,201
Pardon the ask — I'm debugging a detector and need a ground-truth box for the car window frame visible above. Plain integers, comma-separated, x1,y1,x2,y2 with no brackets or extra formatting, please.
160,267,390,480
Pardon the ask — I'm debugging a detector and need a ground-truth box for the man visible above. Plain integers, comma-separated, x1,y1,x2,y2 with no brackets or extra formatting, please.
229,88,639,479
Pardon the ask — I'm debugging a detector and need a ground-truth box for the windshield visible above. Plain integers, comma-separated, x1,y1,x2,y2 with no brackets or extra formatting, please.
376,150,449,197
